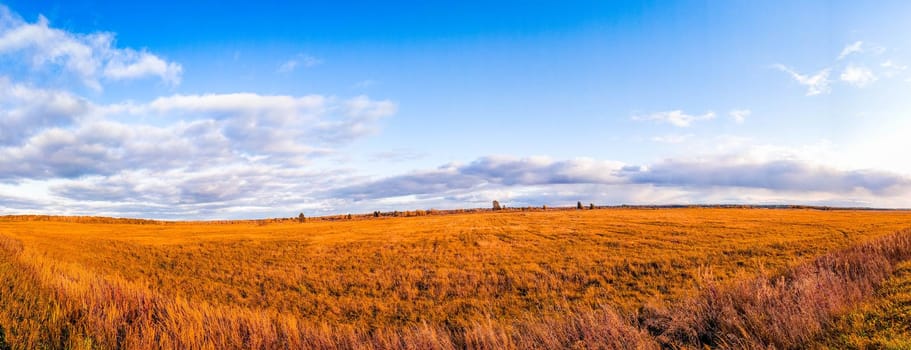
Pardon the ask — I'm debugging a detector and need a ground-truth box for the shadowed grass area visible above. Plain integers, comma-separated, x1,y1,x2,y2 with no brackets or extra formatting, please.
0,326,9,350
816,261,911,349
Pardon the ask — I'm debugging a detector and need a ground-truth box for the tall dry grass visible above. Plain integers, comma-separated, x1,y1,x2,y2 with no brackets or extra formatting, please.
2,209,911,349
0,232,654,349
815,259,911,348
643,228,911,349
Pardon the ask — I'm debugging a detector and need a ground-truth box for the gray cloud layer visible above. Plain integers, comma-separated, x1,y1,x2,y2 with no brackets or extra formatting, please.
332,156,911,203
622,159,910,195
332,157,626,200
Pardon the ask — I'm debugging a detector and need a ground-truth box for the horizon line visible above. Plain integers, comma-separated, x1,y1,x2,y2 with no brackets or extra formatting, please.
2,204,908,223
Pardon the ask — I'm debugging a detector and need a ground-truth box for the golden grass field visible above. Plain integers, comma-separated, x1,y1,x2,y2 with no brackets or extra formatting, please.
1,208,911,349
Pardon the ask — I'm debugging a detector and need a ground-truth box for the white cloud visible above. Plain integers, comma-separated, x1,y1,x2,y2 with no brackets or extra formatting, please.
729,109,750,124
299,54,322,67
0,92,397,181
773,64,831,96
344,95,397,119
370,149,426,162
146,92,395,149
354,79,377,88
123,92,397,148
0,89,397,218
840,64,877,87
880,60,906,70
277,60,298,73
838,41,863,60
144,93,327,120
0,77,92,145
277,54,322,73
651,134,693,144
880,60,907,78
0,6,406,218
103,50,182,85
0,6,182,89
633,110,716,127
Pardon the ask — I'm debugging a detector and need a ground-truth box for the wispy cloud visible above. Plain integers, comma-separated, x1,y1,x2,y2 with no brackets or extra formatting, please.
277,60,298,73
838,41,864,60
651,134,693,144
370,149,427,162
353,79,377,88
277,54,322,73
840,64,877,87
729,109,750,124
633,110,716,127
773,64,831,96
880,60,907,78
775,41,902,95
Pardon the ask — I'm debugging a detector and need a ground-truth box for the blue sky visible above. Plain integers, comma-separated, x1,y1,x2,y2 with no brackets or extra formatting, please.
1,1,911,219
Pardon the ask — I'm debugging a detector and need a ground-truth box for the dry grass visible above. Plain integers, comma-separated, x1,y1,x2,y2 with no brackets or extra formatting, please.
642,228,911,349
1,208,911,349
814,260,911,349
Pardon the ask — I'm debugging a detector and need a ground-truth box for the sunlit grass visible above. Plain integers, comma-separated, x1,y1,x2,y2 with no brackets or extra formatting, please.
1,208,910,348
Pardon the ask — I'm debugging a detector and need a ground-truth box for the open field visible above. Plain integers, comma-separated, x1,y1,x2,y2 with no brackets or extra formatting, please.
2,208,911,348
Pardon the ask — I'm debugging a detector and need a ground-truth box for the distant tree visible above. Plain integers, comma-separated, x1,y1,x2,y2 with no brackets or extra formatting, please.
297,213,305,223
577,201,583,209
542,205,547,210
373,211,380,218
589,203,595,210
492,200,502,210
346,213,353,220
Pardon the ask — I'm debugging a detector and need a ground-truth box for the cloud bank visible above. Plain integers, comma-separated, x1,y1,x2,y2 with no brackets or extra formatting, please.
1,6,910,219
331,155,911,209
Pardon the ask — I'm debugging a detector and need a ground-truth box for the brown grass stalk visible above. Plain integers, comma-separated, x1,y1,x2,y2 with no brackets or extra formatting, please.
644,229,911,349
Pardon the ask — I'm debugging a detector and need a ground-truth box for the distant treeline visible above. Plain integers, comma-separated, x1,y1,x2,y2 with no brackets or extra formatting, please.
0,215,163,225
0,204,902,225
